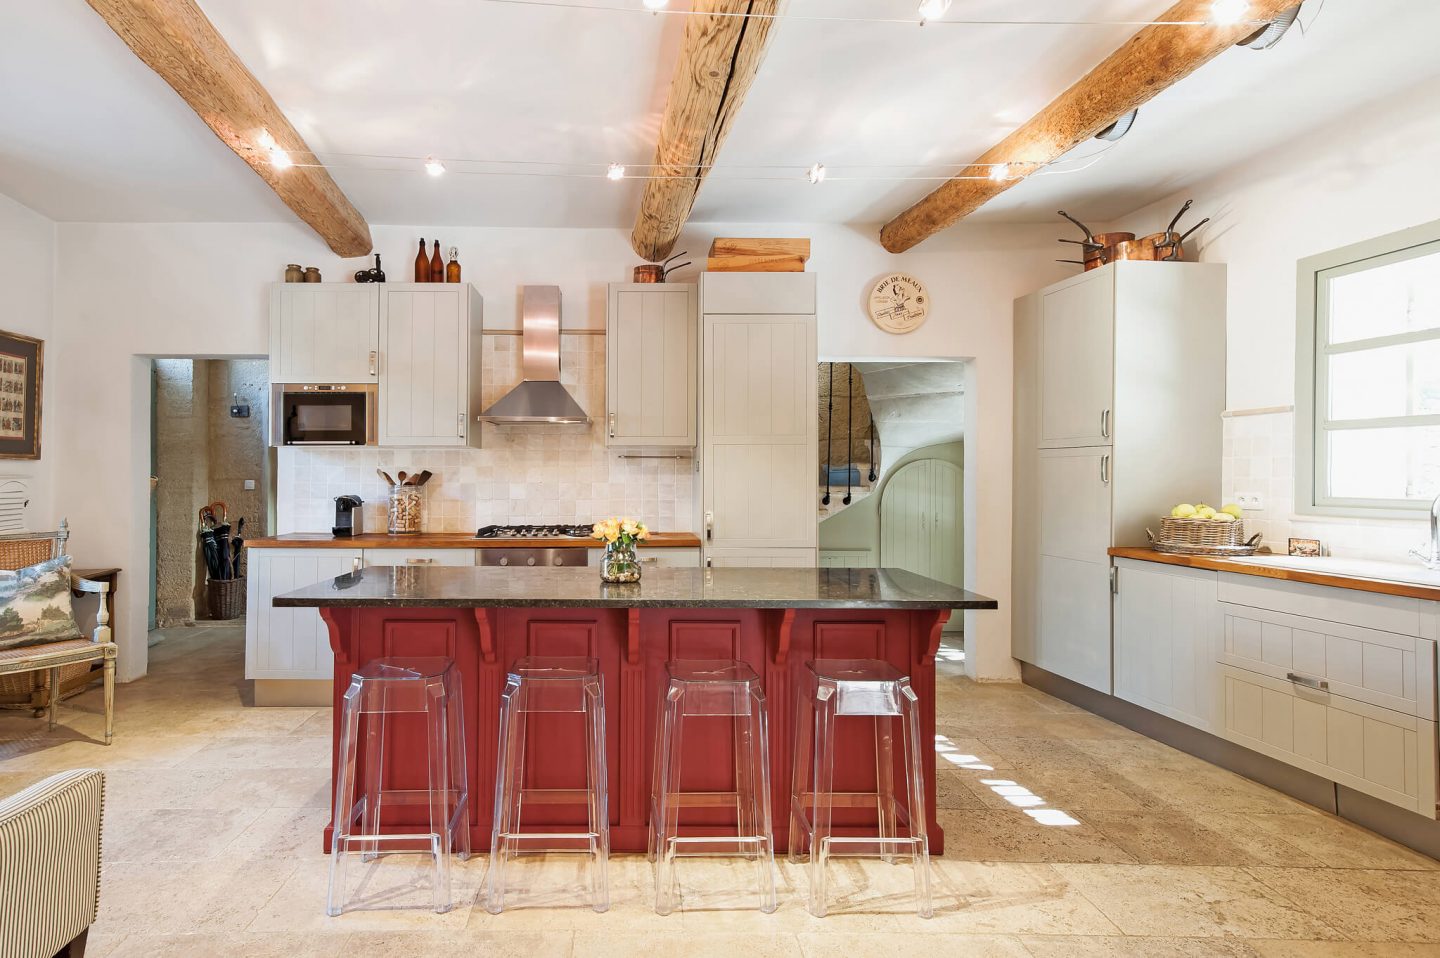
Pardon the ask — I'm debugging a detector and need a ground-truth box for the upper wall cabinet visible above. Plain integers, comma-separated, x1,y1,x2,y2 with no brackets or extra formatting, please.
269,284,379,384
378,284,484,448
606,283,697,447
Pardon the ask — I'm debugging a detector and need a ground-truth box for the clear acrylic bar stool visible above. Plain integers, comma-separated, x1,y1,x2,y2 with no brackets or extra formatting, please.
328,657,470,916
649,660,775,916
788,658,932,918
486,656,610,914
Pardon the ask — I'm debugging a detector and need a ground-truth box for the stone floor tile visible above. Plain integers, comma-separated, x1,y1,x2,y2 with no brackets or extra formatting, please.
938,809,1136,864
1247,867,1440,942
932,860,1121,936
1019,936,1263,957
1052,863,1346,939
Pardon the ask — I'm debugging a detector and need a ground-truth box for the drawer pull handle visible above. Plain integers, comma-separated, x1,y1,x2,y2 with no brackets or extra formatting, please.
641,556,658,564
406,558,435,565
1286,672,1329,691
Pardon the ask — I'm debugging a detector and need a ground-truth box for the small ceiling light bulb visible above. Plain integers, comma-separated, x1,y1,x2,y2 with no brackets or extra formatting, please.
917,0,952,22
990,162,1010,181
807,163,826,184
607,163,626,181
425,156,446,177
1210,0,1250,24
642,0,669,9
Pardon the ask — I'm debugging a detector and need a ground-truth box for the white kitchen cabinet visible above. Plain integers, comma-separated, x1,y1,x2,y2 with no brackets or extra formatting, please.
362,548,479,567
606,284,697,447
880,458,962,587
700,293,817,556
1035,554,1113,693
820,549,874,568
269,284,379,384
377,284,484,447
1113,559,1221,731
1013,263,1227,693
245,548,362,680
638,547,702,568
1222,665,1437,817
706,548,817,568
1040,274,1114,448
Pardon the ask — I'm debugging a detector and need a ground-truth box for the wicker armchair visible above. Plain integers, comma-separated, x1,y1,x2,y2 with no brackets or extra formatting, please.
0,520,116,744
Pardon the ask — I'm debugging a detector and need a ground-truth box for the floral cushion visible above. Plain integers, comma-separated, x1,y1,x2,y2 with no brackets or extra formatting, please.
0,555,82,651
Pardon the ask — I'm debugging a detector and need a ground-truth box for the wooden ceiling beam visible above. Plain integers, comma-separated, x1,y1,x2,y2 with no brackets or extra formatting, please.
85,0,372,256
879,0,1297,253
631,1,782,262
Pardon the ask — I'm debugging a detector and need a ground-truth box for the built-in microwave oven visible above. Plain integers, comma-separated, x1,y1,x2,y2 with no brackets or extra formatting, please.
270,383,378,446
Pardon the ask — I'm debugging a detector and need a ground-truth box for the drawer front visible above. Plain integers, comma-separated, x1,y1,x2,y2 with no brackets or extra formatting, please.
1221,665,1436,817
1218,571,1423,637
1220,602,1436,719
638,547,701,568
362,548,479,567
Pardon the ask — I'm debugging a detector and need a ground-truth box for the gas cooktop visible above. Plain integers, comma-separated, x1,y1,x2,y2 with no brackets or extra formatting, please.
476,523,595,539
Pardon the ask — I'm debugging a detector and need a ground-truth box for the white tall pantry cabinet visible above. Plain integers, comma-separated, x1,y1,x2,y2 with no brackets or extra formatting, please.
1013,262,1227,693
699,273,818,568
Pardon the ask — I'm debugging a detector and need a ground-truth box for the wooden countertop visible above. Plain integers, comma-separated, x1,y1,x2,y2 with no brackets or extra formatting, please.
245,532,702,550
1109,547,1440,602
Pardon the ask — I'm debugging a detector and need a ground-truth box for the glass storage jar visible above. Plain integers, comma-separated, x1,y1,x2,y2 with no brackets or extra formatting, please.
387,486,427,534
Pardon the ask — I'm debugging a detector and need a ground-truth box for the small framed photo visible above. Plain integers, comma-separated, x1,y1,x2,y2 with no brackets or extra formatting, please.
0,329,43,460
1288,538,1322,558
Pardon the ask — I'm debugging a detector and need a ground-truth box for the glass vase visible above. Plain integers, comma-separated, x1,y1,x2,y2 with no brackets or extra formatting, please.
600,541,641,583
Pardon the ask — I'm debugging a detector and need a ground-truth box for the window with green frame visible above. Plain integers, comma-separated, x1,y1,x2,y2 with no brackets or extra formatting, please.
1297,222,1440,516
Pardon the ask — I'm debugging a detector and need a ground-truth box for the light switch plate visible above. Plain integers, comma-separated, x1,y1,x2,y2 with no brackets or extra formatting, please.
243,479,257,491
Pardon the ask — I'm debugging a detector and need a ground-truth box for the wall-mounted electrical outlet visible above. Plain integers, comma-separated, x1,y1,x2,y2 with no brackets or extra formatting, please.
1235,492,1265,512
243,479,257,491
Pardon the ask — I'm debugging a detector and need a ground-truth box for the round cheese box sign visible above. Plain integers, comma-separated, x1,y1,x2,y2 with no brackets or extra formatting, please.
868,273,930,334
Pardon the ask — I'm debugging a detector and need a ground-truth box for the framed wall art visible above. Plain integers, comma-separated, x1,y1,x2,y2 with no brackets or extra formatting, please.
0,330,43,460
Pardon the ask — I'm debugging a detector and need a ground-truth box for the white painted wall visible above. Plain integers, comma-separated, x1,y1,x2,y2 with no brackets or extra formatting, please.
0,193,56,530
50,218,1062,681
1106,73,1440,556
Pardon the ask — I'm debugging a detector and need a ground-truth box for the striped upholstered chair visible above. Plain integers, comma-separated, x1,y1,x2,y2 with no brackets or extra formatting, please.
0,769,106,958
0,521,116,743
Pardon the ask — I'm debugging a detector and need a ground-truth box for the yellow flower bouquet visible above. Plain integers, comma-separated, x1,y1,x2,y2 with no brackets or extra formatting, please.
592,517,650,582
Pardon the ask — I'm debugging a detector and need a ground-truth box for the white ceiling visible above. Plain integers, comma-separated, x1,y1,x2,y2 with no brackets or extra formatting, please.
1,0,1436,230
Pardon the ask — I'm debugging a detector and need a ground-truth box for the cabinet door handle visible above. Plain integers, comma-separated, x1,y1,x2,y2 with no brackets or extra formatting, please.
352,557,364,573
1286,671,1329,691
1100,455,1110,484
1101,408,1110,439
704,511,713,541
458,412,465,438
369,350,377,377
608,412,616,439
705,556,713,569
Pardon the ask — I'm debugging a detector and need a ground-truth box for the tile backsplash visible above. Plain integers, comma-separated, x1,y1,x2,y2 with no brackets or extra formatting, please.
276,336,695,534
1222,408,1427,559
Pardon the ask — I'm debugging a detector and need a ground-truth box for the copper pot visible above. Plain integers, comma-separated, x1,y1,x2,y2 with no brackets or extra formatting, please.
1109,238,1163,262
633,264,664,283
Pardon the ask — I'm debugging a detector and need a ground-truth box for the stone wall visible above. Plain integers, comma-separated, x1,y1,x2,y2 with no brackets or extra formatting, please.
153,360,209,626
206,359,269,554
817,362,875,478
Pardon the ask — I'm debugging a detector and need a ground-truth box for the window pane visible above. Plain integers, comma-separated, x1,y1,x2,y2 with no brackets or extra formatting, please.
1327,426,1440,501
1328,245,1440,345
1328,340,1440,421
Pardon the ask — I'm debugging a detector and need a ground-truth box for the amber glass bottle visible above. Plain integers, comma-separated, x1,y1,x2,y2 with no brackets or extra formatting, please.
414,239,429,282
446,247,461,283
430,240,443,282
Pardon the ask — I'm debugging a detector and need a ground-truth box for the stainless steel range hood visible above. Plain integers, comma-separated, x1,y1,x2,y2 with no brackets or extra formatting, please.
479,285,590,424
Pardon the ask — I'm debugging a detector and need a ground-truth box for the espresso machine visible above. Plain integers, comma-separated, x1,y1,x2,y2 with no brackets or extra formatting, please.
333,495,364,537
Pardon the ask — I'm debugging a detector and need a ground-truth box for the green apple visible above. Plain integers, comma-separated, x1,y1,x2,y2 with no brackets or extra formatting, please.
1171,503,1198,518
1220,503,1244,518
1212,512,1237,523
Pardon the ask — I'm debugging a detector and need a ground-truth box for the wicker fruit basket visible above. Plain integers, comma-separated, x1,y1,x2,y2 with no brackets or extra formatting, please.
1147,516,1261,557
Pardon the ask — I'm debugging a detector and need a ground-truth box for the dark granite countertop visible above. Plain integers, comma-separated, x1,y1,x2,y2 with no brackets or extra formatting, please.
271,566,998,611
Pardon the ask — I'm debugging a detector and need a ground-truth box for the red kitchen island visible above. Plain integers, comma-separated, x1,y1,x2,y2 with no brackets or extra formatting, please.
273,565,998,855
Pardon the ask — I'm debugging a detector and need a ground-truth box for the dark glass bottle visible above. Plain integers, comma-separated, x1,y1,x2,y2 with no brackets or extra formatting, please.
446,247,461,283
430,240,443,283
414,239,428,282
373,253,385,283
